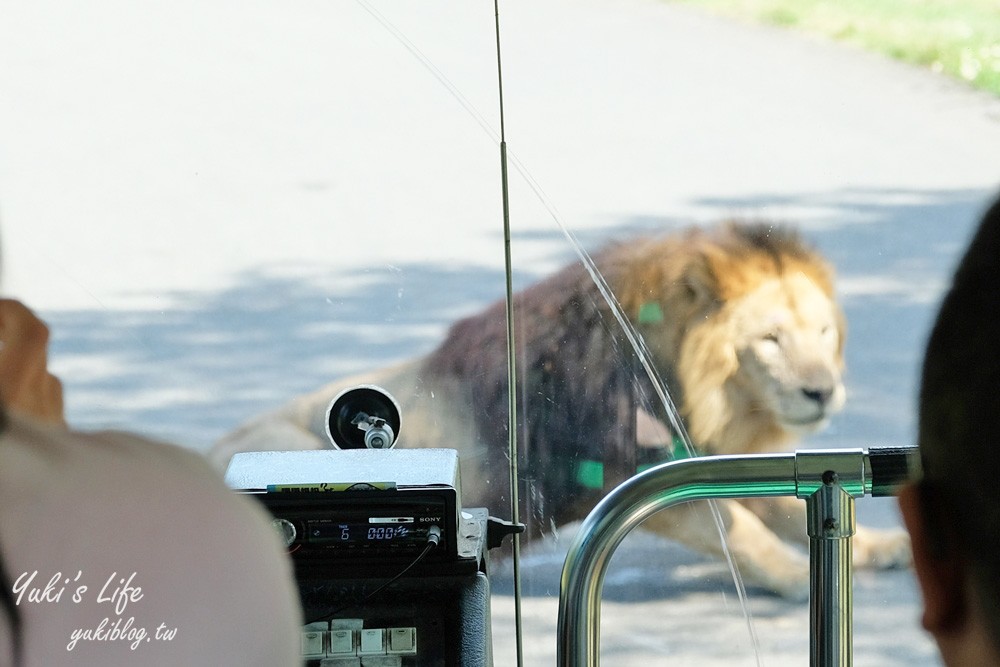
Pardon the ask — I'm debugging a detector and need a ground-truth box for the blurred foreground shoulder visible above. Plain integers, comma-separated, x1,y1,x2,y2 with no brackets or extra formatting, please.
0,415,303,666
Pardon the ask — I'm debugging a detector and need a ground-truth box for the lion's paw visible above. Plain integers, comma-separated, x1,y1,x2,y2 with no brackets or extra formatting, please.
770,568,811,602
852,526,912,570
747,552,811,602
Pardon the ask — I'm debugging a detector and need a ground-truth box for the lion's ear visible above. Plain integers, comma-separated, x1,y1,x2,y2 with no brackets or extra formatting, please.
678,251,722,312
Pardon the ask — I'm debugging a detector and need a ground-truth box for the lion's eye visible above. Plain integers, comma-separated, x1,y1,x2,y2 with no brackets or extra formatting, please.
820,324,838,346
762,332,780,344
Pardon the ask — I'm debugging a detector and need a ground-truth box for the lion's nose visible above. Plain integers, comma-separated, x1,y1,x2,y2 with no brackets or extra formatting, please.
802,387,833,406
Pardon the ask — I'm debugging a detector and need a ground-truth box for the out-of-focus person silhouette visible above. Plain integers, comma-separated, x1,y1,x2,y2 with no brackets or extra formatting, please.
0,298,303,666
898,193,1000,666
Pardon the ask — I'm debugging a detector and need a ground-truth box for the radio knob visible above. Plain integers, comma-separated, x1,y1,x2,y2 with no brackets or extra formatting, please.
272,518,298,547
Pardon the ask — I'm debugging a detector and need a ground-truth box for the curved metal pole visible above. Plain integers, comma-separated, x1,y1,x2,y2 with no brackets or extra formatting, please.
557,447,917,666
557,453,800,665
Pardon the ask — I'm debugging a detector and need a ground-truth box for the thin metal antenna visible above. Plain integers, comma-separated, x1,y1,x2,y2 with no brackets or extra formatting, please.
493,1,524,665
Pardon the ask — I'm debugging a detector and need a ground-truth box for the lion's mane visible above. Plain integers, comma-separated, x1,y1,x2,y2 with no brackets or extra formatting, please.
420,222,841,525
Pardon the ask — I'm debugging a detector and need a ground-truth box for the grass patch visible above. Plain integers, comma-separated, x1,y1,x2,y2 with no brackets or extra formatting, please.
668,0,1000,96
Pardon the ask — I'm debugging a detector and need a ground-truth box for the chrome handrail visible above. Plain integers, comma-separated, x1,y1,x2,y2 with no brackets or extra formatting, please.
556,447,917,667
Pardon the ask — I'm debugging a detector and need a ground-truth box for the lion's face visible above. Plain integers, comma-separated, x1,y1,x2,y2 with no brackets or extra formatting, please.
621,224,847,454
727,273,846,434
663,236,848,455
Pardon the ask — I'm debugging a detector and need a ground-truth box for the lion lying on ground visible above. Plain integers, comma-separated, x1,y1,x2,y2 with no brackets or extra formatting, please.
211,221,910,599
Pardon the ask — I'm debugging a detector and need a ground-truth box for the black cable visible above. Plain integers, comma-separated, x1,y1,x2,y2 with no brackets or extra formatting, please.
307,525,441,624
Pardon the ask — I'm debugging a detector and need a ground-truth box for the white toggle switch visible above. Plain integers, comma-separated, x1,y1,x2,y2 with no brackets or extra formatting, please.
301,630,326,659
329,629,357,656
386,627,417,655
358,628,386,655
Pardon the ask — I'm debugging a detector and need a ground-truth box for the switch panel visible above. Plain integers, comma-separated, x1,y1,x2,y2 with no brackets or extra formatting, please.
303,622,419,663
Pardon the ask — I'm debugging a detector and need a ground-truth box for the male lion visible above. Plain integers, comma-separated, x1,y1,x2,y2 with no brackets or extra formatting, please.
211,222,910,599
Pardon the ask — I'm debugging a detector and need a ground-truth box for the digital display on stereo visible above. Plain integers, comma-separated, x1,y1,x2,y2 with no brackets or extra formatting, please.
308,521,418,544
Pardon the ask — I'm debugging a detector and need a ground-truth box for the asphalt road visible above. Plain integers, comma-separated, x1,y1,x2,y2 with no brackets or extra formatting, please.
4,0,1000,663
